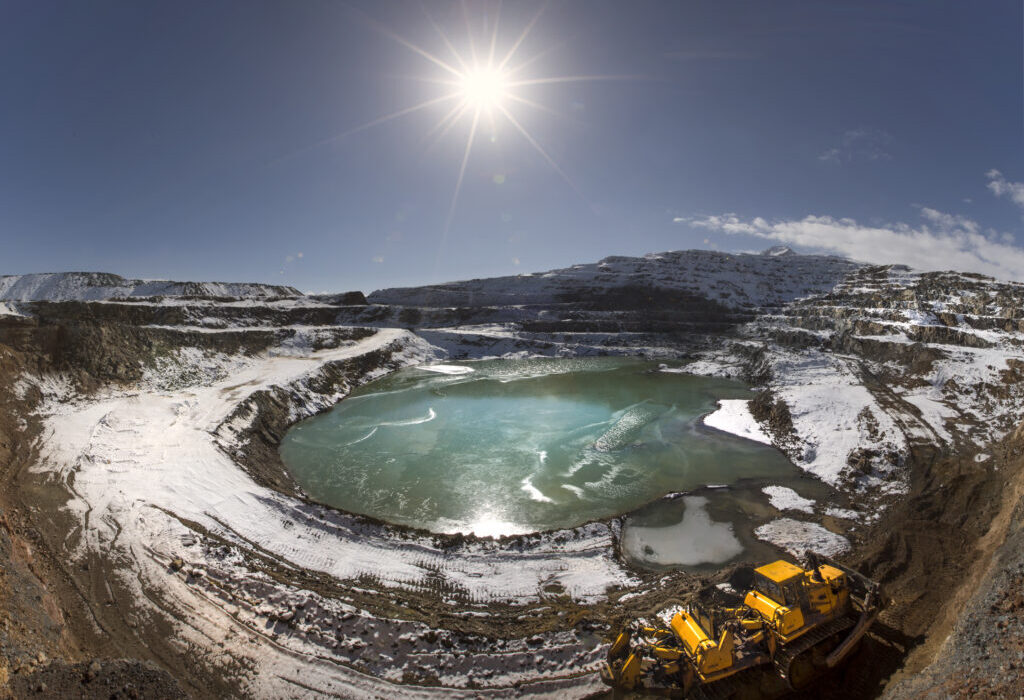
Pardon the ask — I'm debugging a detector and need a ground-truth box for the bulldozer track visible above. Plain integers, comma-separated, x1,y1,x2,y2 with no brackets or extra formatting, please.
772,616,856,683
688,675,739,700
687,667,765,700
689,683,725,700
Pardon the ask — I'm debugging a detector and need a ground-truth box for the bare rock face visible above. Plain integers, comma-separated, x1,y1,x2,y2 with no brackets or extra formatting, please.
310,290,368,305
749,389,794,442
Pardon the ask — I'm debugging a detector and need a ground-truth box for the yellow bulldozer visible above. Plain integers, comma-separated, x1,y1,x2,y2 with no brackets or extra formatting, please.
601,551,884,697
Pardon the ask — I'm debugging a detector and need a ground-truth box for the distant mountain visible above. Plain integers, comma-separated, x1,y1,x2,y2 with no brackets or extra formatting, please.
0,272,300,302
369,249,860,310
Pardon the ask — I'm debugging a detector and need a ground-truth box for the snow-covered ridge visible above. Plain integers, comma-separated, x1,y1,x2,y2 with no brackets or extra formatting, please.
369,248,861,310
0,271,299,302
691,263,1024,495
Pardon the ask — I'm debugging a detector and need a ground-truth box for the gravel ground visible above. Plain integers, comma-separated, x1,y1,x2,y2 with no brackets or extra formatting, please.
5,659,187,699
883,494,1024,699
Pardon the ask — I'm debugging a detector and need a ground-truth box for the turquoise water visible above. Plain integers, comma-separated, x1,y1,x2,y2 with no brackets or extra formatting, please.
279,357,799,536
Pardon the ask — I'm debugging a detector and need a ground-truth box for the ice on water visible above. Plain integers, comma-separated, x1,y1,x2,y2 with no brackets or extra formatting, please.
621,496,744,566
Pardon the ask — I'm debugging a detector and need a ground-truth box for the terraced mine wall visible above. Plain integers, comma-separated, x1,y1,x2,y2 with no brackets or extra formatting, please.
0,253,1023,697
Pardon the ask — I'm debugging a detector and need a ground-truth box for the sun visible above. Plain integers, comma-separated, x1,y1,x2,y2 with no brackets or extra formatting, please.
331,4,625,237
457,65,510,111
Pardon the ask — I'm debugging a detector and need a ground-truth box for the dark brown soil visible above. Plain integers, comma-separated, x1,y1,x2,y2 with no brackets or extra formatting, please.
5,659,188,699
0,339,209,698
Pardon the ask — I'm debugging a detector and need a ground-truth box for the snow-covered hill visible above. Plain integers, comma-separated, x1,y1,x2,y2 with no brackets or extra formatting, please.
369,248,861,310
0,272,299,302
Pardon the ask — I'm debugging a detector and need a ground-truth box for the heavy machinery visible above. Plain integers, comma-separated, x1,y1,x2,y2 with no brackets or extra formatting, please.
602,551,884,697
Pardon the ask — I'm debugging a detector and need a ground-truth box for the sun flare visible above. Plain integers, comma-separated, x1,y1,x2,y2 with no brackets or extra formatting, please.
338,4,625,237
458,65,510,111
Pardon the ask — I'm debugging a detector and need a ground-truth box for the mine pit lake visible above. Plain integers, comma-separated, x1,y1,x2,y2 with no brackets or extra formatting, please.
280,357,833,568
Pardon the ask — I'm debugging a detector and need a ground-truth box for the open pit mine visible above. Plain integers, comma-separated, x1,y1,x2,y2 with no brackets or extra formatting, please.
0,248,1022,698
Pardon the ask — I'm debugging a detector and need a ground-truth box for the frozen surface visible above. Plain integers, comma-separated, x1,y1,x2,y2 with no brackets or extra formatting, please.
621,496,744,567
280,360,789,534
901,389,955,444
824,506,861,520
703,399,772,445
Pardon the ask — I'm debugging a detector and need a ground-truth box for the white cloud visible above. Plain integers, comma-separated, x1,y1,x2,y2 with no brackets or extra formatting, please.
371,255,384,264
819,127,892,164
918,207,979,234
684,209,1024,281
987,169,1024,211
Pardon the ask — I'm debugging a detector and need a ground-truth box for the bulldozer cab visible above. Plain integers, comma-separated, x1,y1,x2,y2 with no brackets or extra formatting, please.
688,600,722,643
752,560,806,608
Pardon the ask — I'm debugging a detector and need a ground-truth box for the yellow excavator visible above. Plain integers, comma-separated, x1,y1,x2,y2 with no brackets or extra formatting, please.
602,551,884,697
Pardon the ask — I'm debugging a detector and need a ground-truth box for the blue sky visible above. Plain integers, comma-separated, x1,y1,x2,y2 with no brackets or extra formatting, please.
2,1,1022,292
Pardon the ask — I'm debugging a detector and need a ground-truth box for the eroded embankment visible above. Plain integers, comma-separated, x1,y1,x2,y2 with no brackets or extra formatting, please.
0,325,193,697
878,424,1024,699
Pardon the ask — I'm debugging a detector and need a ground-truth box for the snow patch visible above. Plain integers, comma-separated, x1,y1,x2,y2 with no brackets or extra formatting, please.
703,400,772,445
0,301,24,316
770,351,906,486
762,486,815,514
754,518,850,558
419,364,474,375
824,507,860,520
